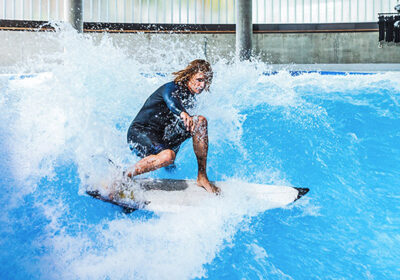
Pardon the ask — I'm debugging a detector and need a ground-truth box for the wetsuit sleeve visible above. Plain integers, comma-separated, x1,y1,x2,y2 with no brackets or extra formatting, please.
161,83,187,116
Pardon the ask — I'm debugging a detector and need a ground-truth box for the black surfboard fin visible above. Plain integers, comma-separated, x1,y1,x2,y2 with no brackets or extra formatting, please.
294,188,309,201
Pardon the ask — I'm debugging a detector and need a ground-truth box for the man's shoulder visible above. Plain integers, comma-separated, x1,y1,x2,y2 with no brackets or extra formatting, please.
162,81,178,91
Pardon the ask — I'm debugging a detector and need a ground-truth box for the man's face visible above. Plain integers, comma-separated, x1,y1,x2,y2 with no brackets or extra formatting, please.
187,72,206,94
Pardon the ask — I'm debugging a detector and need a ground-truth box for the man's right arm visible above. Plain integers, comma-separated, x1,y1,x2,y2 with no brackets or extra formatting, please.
161,83,194,132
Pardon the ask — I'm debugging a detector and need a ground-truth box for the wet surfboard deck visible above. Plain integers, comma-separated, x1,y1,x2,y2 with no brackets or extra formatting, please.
86,178,309,213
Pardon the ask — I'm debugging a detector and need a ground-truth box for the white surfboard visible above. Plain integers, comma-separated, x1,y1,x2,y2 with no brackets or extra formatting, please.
86,178,309,213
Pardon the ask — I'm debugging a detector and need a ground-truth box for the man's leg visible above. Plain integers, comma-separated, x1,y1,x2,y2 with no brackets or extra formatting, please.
192,116,220,194
126,149,175,177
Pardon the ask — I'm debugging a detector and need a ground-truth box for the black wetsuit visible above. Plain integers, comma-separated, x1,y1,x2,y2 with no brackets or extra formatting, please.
127,81,195,158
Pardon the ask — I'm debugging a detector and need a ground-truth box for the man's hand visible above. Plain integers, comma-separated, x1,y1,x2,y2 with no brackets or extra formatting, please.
180,112,195,133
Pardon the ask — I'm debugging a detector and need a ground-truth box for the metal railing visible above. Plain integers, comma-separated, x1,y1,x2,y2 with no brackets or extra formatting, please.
1,0,399,23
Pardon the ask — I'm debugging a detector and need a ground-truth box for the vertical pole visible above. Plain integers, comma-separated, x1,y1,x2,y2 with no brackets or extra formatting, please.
287,0,289,22
48,0,50,20
272,0,274,23
226,0,228,23
155,0,158,23
90,0,93,20
279,0,281,22
218,0,220,24
99,0,101,22
179,0,181,23
256,0,258,24
171,0,173,23
356,0,359,22
147,0,149,23
349,0,351,21
341,0,343,21
202,0,205,23
64,0,83,32
56,0,59,20
264,0,266,23
12,0,15,20
210,0,212,23
236,0,252,60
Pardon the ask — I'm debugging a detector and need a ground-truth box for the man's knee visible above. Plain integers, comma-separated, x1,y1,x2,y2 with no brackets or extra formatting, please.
159,149,176,163
197,115,208,126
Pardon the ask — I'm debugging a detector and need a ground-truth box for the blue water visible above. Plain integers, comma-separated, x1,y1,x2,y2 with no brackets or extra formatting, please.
1,30,399,279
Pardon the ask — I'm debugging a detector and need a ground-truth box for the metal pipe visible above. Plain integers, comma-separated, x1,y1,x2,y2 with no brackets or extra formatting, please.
264,0,266,23
124,0,126,22
341,0,343,21
90,0,93,20
147,0,149,23
256,0,259,24
139,0,142,23
116,0,118,22
163,0,166,23
272,0,274,23
21,0,24,19
202,0,205,23
131,0,135,23
171,0,173,23
107,0,109,21
39,0,42,19
233,0,235,23
155,0,158,23
326,0,328,22
12,0,15,19
226,0,228,23
364,0,367,21
286,0,288,22
349,0,351,21
99,0,101,22
3,0,6,19
187,0,189,23
210,0,212,23
48,0,50,20
236,0,252,60
64,0,83,32
373,0,375,22
310,0,312,22
357,0,359,21
218,0,220,24
195,0,197,23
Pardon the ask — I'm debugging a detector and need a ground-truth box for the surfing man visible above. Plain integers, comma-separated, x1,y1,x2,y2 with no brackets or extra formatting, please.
126,59,220,194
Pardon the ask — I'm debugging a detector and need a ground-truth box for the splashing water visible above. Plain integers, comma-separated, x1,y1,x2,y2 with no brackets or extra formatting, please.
1,25,400,279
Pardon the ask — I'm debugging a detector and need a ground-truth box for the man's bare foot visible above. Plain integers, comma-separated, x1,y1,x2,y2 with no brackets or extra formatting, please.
197,175,220,195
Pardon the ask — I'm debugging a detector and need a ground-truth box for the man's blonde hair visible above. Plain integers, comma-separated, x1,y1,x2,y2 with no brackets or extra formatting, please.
173,59,213,91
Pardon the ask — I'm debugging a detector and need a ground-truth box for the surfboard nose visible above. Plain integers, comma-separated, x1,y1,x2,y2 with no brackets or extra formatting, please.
294,188,310,201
